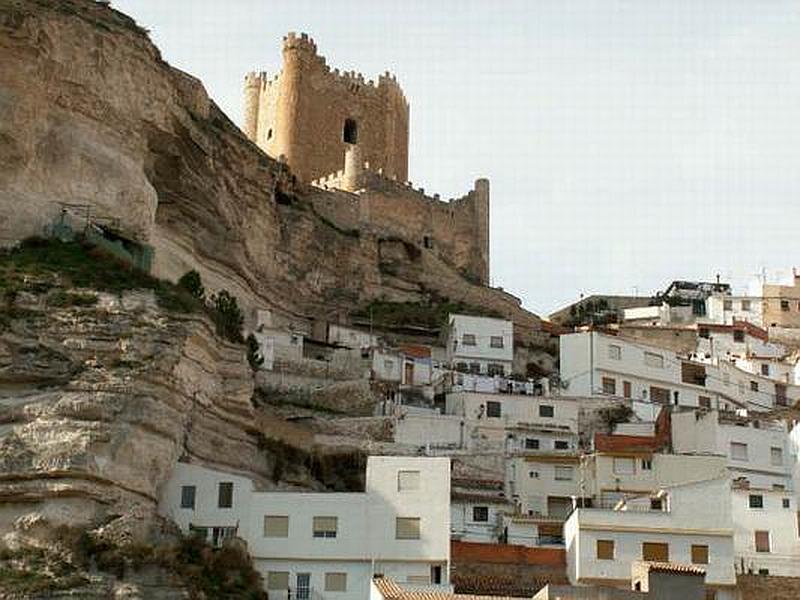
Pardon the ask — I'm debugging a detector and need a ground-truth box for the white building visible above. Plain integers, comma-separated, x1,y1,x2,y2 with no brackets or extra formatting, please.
450,477,512,544
560,330,798,412
671,409,794,491
731,487,800,577
159,456,451,599
446,314,513,376
507,454,584,522
564,478,736,599
705,294,763,328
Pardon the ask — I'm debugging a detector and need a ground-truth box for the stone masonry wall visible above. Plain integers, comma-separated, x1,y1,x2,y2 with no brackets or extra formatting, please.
245,33,409,182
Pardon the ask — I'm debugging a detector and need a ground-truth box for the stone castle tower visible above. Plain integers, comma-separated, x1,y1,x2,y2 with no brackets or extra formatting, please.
243,32,409,183
243,33,489,286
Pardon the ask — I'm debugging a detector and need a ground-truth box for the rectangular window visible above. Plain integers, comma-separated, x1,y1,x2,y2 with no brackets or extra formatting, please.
596,539,615,560
755,530,771,553
641,459,653,470
180,485,196,509
608,345,622,360
613,457,635,475
263,516,289,537
602,377,616,395
490,336,504,348
741,299,751,311
525,438,539,450
734,329,745,342
325,573,347,592
761,364,770,376
396,517,421,540
650,386,670,404
776,384,787,406
750,381,759,392
681,362,707,386
468,362,481,374
462,333,477,346
642,542,669,562
554,466,574,481
217,482,233,508
486,401,502,418
312,516,337,538
623,381,632,398
644,352,664,368
691,544,709,564
539,405,554,418
730,442,748,461
398,470,420,491
771,447,783,466
267,572,290,590
699,395,711,409
781,300,790,312
487,363,505,376
749,494,764,509
472,506,489,522
554,440,570,450
783,498,791,509
723,299,733,311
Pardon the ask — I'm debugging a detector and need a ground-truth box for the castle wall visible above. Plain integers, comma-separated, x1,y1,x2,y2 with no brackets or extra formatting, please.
310,173,490,286
245,33,409,183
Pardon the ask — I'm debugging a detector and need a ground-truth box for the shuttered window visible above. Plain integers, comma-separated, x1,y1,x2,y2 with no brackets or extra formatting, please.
642,542,669,561
267,572,289,590
691,545,709,564
596,540,614,560
180,485,196,509
755,531,771,553
396,517,421,539
397,470,420,491
217,482,233,508
263,515,289,538
313,516,337,538
325,572,347,592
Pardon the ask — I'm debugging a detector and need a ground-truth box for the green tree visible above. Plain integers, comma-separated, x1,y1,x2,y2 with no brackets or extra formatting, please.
177,270,205,301
246,333,264,370
211,290,244,343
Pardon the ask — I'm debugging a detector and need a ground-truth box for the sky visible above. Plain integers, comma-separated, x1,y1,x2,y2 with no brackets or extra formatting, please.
113,0,800,315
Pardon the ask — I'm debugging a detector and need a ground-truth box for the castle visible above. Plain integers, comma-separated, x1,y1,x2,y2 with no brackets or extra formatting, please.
244,32,490,285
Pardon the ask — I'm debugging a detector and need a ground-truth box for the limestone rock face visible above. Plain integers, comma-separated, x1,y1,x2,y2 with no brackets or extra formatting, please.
0,0,543,338
0,290,268,540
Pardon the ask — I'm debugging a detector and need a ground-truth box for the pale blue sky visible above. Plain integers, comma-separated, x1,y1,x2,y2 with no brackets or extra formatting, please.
114,0,800,315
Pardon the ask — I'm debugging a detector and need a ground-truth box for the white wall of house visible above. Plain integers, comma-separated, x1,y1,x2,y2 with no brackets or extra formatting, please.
450,499,507,543
733,357,794,384
588,453,728,502
372,349,403,383
706,295,763,327
507,456,583,517
560,331,799,412
696,329,782,361
158,456,451,599
564,478,736,589
731,488,800,577
446,314,513,375
671,410,794,491
445,392,579,431
328,324,377,350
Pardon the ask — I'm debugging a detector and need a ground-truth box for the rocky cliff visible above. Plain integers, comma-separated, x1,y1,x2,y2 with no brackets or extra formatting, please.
0,0,543,340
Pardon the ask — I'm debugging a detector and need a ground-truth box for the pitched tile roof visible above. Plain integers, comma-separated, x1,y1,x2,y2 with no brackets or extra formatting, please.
372,576,525,600
640,561,706,576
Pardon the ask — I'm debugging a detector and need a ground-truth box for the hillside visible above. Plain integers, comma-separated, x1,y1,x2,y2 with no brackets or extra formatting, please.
0,0,544,341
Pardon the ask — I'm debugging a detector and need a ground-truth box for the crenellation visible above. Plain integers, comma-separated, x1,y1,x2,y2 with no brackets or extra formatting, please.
245,32,487,283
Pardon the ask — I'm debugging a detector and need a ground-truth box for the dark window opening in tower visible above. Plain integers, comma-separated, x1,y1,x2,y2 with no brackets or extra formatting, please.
343,118,358,144
267,128,273,140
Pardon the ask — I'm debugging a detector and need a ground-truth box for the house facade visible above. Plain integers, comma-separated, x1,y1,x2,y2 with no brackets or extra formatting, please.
446,314,513,376
158,456,451,599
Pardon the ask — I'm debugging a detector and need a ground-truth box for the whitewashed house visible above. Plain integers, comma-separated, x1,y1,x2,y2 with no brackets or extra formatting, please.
564,478,736,599
705,294,764,327
731,486,800,577
446,314,513,376
559,330,798,412
671,409,794,492
450,477,512,544
159,456,451,599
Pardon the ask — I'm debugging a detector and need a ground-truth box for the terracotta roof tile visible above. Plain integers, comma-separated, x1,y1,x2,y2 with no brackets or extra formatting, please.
372,577,525,600
640,561,706,576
